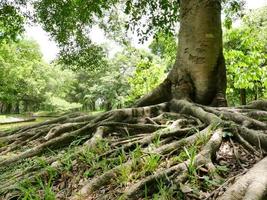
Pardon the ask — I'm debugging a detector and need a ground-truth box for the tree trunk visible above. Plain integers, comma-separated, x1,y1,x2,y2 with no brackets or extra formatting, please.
24,101,29,112
15,102,20,114
0,102,3,114
105,101,112,111
240,89,246,105
5,103,12,114
136,0,227,107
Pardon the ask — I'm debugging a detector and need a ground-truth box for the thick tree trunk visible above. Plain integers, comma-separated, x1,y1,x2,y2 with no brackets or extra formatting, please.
136,0,227,107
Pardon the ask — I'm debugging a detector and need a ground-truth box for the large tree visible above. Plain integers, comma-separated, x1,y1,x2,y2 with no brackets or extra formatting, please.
0,1,267,200
136,0,227,107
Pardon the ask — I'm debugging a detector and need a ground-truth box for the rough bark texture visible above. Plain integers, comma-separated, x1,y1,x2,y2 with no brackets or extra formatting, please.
218,156,267,200
136,0,227,107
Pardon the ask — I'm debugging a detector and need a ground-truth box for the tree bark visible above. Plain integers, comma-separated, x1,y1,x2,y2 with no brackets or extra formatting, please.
136,0,227,107
240,89,246,105
5,103,12,114
14,102,20,114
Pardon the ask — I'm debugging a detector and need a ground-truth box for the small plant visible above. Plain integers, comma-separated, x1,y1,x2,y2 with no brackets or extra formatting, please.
83,169,95,178
94,139,110,154
142,153,161,176
118,148,127,165
79,139,110,166
0,139,7,148
183,146,198,184
98,159,111,171
35,157,48,168
18,180,40,200
61,152,74,171
117,165,132,186
58,146,78,171
173,150,189,163
37,176,56,200
152,179,180,200
216,165,229,176
130,145,142,170
117,148,143,185
18,167,57,200
69,136,89,147
152,133,161,147
80,145,115,177
195,129,209,147
202,175,222,190
79,146,96,165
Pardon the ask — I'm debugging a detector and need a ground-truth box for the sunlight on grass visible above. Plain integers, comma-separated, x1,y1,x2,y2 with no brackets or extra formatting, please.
0,115,53,131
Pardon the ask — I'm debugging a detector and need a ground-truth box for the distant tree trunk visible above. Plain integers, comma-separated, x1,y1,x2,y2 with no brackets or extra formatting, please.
1,103,6,114
254,84,258,100
89,101,96,111
0,102,3,114
136,0,227,107
106,101,112,111
24,101,29,112
240,89,246,105
5,103,12,114
14,102,20,114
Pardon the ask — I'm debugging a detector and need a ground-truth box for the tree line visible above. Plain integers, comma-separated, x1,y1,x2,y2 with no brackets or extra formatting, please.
0,6,266,114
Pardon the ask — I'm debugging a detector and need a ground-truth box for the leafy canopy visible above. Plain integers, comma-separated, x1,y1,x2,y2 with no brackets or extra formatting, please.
1,0,245,44
0,2,24,42
224,6,267,104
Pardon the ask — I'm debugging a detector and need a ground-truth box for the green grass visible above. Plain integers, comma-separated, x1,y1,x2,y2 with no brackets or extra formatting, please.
0,115,7,119
152,179,182,200
142,154,161,175
0,115,53,131
0,110,105,132
86,110,105,115
34,111,64,117
17,166,57,200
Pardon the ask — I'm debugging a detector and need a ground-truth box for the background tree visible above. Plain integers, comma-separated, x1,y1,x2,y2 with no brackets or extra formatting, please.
0,2,24,42
224,6,267,105
0,39,45,113
0,38,81,113
127,50,166,104
149,31,178,71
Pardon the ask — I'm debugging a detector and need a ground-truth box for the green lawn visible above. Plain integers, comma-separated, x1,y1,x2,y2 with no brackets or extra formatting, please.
0,110,103,131
0,115,53,131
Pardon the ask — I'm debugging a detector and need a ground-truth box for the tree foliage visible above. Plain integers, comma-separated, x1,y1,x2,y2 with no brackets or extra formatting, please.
127,51,166,104
224,6,267,105
1,0,246,44
0,0,264,111
0,38,80,113
66,45,167,110
149,31,177,70
0,2,24,42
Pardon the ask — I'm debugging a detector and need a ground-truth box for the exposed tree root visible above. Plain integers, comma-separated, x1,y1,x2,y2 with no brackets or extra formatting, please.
0,99,266,199
218,156,267,200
